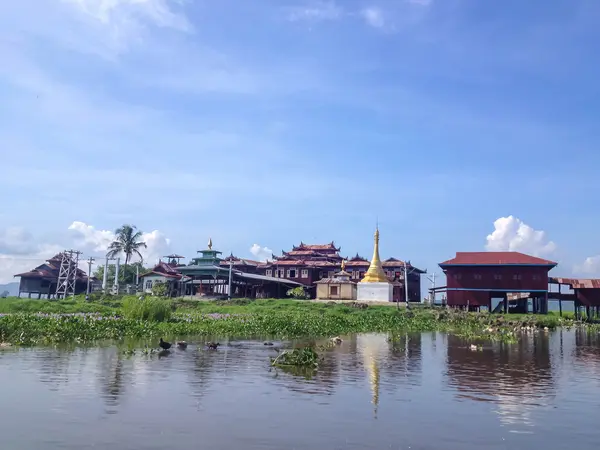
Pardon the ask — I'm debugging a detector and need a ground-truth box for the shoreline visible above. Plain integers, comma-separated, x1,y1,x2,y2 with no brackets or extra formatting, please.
0,296,593,346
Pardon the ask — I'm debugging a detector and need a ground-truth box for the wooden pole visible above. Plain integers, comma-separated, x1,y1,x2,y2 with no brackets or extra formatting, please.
558,283,562,317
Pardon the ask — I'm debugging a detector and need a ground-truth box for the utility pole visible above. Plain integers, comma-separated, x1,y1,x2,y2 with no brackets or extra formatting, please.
113,257,121,294
102,256,109,292
86,257,95,295
228,259,233,300
404,261,410,309
426,272,437,305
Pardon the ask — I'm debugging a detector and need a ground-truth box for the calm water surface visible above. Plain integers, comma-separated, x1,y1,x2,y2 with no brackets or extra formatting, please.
1,330,600,450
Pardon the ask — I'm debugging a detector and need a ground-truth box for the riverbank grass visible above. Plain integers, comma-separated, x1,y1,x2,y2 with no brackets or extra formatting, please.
0,295,588,346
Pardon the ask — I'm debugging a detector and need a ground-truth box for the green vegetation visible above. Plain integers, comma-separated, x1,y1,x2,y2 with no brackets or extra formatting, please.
93,262,146,285
271,347,320,368
122,296,172,322
151,281,169,297
286,287,308,299
106,224,147,265
0,295,593,346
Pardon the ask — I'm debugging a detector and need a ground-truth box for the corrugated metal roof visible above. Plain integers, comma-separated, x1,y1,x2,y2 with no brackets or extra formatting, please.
440,252,557,266
236,272,304,286
549,277,600,289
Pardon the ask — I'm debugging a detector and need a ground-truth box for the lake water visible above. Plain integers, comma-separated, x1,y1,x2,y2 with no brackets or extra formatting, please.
1,330,600,450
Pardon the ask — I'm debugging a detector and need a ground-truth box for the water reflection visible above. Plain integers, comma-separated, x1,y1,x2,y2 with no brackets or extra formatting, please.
446,333,555,431
1,331,600,449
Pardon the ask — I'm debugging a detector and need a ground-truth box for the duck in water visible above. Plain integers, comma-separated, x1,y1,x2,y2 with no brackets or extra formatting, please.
206,342,220,350
159,338,172,350
176,341,188,349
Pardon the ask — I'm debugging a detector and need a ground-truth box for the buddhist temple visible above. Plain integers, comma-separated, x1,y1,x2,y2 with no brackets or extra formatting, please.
357,227,393,302
315,259,357,300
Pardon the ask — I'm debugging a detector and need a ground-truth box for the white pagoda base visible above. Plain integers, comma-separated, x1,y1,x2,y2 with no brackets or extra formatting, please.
357,282,393,302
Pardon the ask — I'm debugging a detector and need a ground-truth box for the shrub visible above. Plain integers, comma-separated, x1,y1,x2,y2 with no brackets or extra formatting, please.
122,296,172,322
151,282,169,297
287,287,307,299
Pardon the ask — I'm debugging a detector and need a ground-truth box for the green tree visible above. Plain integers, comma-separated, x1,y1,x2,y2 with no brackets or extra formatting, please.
94,262,147,285
107,224,147,265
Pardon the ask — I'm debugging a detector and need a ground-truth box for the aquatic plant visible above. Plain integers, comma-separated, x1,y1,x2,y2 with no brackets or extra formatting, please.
271,347,320,368
0,296,590,346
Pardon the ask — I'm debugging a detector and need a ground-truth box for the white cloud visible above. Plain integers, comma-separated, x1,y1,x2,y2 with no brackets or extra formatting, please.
485,215,556,256
361,7,385,28
68,221,171,265
63,0,192,54
407,0,432,6
65,0,190,28
0,227,38,255
287,1,343,22
249,244,273,262
0,221,172,284
574,256,600,276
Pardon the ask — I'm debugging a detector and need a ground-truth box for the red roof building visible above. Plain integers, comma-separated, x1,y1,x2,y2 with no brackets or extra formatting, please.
139,259,185,295
14,253,95,299
259,244,425,301
438,251,558,312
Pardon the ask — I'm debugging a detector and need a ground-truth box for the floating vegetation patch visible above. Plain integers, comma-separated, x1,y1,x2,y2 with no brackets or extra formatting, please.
271,347,321,369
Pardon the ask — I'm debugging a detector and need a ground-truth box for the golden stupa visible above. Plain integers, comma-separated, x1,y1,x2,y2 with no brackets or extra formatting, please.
360,227,388,283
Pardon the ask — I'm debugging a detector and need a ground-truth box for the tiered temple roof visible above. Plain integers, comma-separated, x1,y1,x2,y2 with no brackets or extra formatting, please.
221,254,262,268
139,260,183,279
14,253,90,281
271,241,343,267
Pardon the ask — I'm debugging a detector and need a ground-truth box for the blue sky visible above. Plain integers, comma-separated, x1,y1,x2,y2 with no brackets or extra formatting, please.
0,0,599,283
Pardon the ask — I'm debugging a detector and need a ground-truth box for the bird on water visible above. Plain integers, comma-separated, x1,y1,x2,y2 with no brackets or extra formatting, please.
206,342,220,350
176,341,188,349
159,338,172,350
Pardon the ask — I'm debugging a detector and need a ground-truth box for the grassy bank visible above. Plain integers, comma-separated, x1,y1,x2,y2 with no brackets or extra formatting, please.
0,295,589,346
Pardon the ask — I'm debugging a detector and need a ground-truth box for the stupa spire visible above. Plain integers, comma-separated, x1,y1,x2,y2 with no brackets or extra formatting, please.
360,226,388,283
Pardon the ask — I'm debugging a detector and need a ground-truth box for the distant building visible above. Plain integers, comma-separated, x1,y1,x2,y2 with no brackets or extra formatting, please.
220,254,262,274
438,251,558,312
346,254,424,303
139,255,186,296
258,241,425,302
315,262,357,301
13,253,95,299
175,239,305,298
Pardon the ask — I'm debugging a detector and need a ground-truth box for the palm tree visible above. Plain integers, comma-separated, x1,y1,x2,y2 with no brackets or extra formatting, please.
107,224,147,265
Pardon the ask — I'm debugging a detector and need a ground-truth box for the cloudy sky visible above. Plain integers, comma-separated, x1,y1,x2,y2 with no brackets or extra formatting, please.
1,0,599,284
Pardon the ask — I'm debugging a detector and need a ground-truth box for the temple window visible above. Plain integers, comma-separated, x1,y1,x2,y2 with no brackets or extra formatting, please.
513,274,522,280
145,280,153,289
494,274,502,280
330,286,338,296
289,269,297,278
301,269,309,278
474,274,482,280
266,269,272,277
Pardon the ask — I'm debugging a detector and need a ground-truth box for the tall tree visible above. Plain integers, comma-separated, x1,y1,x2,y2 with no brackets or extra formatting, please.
107,225,147,265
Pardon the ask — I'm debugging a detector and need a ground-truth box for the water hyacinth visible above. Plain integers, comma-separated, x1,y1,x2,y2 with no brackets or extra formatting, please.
0,296,586,346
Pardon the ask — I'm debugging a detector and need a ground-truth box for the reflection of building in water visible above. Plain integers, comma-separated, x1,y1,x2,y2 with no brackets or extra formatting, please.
357,334,388,418
387,333,423,384
446,334,555,429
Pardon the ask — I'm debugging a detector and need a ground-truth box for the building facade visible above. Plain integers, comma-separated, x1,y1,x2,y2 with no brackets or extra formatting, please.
139,256,185,296
439,251,558,312
14,253,95,299
258,242,425,302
